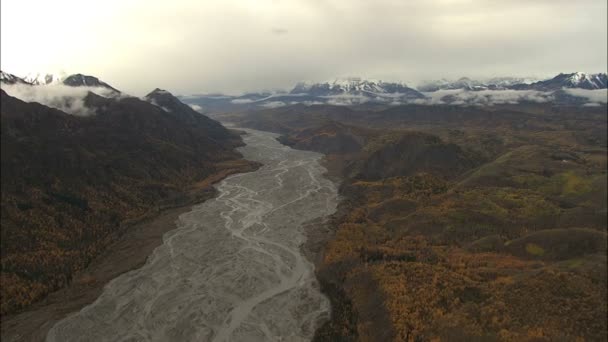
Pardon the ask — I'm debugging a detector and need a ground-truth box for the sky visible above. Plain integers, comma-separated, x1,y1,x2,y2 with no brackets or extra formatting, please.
1,0,607,95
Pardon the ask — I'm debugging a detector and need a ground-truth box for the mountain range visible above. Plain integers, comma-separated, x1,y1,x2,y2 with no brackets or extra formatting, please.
181,72,607,111
417,77,537,92
420,73,607,92
2,71,606,110
1,71,119,92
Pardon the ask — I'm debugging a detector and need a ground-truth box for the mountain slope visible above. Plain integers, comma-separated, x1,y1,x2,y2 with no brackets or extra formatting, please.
0,89,255,315
259,106,607,341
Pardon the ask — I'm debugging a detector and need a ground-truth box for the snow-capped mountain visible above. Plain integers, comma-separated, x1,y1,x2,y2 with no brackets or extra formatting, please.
63,74,120,92
0,71,29,85
513,72,608,91
418,73,607,92
485,77,538,87
179,73,607,110
182,78,426,111
417,78,487,92
417,77,538,92
22,72,64,85
1,71,120,94
291,77,424,99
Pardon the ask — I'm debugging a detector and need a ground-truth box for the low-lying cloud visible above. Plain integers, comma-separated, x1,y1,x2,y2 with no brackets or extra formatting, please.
259,101,286,108
1,83,120,116
563,88,608,104
418,89,553,106
247,88,607,108
189,104,203,112
230,98,255,104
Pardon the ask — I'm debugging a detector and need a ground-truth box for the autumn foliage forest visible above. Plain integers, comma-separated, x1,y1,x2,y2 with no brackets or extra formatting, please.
227,102,608,341
0,89,256,315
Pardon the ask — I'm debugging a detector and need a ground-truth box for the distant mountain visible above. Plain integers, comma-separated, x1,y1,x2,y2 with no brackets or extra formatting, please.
417,77,538,92
0,71,120,93
419,73,607,92
1,71,65,86
0,71,29,85
417,77,488,92
512,72,608,91
291,77,424,99
485,77,538,88
22,72,63,85
183,78,425,111
179,72,606,111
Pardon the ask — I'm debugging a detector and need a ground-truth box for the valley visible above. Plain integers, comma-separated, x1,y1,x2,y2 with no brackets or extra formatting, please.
2,1,607,341
46,128,338,342
0,72,606,341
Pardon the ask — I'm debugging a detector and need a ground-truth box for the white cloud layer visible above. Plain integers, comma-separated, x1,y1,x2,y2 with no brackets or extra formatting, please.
189,104,203,112
563,88,608,104
1,83,120,116
418,89,554,106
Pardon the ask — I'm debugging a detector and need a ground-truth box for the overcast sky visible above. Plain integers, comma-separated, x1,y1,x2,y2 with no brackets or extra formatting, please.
1,0,606,95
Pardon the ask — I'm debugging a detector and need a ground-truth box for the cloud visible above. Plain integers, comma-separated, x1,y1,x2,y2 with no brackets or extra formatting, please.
323,94,370,106
189,104,203,112
301,101,324,106
230,98,255,104
419,89,553,106
1,83,121,116
563,88,608,104
259,101,286,108
1,0,605,95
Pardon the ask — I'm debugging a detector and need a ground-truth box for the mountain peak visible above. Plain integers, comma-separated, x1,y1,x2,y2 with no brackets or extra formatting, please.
145,88,188,112
22,72,64,85
147,88,173,96
62,74,119,92
527,72,608,90
0,70,28,85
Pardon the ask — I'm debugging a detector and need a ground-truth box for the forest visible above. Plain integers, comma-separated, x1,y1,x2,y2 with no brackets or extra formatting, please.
0,89,257,315
229,101,608,341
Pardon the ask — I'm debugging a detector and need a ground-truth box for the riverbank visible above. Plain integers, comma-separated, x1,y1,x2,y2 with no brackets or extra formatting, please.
0,160,259,342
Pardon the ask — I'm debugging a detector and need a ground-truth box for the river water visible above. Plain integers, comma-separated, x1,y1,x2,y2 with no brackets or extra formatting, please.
46,128,338,342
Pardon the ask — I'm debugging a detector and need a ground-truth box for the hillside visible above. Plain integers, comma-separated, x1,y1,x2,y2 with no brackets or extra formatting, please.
0,89,258,315
233,103,608,341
